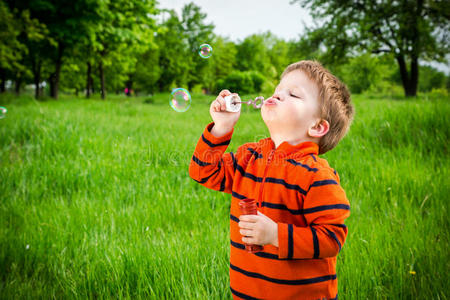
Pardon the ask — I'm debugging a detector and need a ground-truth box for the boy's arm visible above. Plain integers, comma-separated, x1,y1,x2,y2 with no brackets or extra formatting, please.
277,169,350,259
189,121,241,194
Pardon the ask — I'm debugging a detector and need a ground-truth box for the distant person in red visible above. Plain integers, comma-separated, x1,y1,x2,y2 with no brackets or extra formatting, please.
189,60,355,299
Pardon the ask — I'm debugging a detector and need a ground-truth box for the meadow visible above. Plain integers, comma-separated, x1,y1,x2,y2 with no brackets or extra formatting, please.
0,92,449,299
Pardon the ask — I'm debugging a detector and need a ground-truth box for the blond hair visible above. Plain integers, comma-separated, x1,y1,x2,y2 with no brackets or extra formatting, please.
281,60,354,154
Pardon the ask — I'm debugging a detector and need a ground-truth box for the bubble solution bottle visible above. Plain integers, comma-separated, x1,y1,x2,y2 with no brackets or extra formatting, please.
238,198,264,253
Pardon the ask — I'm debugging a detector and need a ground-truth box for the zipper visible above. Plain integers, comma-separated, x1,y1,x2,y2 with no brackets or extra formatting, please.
258,149,275,209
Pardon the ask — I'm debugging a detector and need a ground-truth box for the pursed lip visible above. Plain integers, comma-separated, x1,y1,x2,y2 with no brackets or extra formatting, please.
264,98,278,105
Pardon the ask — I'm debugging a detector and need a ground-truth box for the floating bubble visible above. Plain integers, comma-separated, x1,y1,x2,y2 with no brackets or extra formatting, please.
199,44,213,58
0,107,7,119
170,88,191,112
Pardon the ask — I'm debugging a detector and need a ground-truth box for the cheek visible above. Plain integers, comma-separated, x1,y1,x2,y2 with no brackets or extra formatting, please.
284,102,305,119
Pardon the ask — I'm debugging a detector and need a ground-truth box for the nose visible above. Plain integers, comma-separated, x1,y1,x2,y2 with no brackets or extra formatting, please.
271,91,283,102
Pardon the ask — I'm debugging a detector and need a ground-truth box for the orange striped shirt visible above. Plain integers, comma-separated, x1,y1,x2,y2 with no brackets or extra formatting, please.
189,122,350,300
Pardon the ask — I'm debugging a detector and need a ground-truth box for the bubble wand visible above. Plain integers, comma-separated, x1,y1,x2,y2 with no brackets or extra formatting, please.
224,95,265,112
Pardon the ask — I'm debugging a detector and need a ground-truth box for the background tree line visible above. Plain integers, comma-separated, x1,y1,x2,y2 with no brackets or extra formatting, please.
0,0,448,99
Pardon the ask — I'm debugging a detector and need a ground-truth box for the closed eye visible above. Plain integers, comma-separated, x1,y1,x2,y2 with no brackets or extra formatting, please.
290,93,301,99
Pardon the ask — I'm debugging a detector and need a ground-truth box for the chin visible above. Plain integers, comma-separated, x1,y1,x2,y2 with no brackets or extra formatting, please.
262,111,278,124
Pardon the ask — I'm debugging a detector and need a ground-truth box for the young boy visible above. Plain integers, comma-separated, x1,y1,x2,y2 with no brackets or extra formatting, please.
189,60,354,299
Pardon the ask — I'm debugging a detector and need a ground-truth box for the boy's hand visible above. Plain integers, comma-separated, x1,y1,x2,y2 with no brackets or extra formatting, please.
210,89,241,136
239,211,279,247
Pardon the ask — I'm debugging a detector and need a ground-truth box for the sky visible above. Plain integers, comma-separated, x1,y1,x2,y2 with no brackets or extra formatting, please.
157,0,449,74
157,0,313,42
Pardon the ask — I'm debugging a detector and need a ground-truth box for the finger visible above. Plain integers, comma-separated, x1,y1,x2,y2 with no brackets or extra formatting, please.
242,236,258,245
214,101,221,112
238,221,255,229
239,215,259,222
213,99,223,112
240,229,254,236
216,97,226,111
219,89,231,97
257,211,268,218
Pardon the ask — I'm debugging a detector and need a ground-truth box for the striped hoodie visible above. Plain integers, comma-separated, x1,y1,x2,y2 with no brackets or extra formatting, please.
189,122,350,300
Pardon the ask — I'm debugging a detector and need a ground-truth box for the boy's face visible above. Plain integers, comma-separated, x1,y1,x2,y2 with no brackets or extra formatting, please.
261,69,321,141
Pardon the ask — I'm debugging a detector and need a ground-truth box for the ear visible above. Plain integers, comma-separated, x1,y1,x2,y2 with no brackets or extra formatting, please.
308,119,329,138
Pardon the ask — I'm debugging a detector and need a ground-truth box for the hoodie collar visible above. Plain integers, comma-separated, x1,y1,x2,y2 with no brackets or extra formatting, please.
259,137,319,159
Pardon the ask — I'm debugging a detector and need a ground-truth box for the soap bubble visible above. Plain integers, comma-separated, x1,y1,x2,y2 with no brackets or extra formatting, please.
0,107,7,119
199,44,213,58
170,88,191,112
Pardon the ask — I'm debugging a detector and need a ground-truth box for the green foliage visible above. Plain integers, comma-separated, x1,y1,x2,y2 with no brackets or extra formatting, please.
201,36,237,94
291,0,450,97
0,1,52,95
427,87,449,100
418,65,447,92
248,71,265,92
0,0,448,100
179,3,214,90
216,70,266,94
236,34,272,76
155,10,193,91
216,71,252,94
59,59,86,94
133,46,160,95
337,53,397,94
0,2,25,71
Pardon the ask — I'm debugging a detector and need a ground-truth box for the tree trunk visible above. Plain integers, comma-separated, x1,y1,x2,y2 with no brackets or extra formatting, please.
126,77,133,96
99,60,105,99
34,72,41,99
15,76,21,95
86,61,93,98
396,0,421,97
50,44,64,99
33,61,42,99
396,55,418,97
409,56,418,96
0,68,5,93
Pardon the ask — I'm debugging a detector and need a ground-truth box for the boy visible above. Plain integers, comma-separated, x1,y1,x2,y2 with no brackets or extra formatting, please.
189,60,354,299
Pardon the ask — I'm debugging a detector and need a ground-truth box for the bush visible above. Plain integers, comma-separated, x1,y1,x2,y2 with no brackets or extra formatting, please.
215,71,266,94
427,88,449,100
418,65,447,92
339,53,396,94
248,71,265,92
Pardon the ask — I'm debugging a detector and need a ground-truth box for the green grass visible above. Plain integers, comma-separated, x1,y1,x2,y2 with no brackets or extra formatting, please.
0,92,449,299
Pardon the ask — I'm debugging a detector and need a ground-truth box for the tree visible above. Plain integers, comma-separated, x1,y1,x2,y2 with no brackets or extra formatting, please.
6,0,101,99
179,3,214,91
202,36,237,93
155,10,193,91
92,0,157,99
291,0,450,97
338,53,395,94
133,45,160,95
0,2,23,93
236,34,271,73
418,65,448,92
0,2,51,96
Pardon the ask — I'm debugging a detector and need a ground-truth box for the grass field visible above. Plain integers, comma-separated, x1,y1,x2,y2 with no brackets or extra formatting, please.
0,92,449,299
